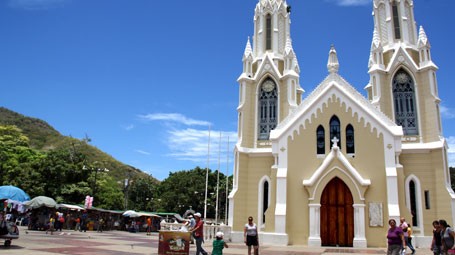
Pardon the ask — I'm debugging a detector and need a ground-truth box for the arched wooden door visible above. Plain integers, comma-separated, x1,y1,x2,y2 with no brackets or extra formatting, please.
320,177,354,247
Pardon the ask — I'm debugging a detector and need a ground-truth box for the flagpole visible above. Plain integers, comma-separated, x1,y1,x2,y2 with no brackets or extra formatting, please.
204,125,211,220
215,132,221,224
225,136,229,225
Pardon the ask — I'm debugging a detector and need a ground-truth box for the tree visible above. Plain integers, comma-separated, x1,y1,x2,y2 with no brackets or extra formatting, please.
127,177,155,211
156,167,232,220
0,125,44,191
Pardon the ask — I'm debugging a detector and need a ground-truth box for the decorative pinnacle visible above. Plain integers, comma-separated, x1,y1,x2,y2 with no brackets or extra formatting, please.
327,44,339,74
244,36,253,57
285,36,293,54
418,26,428,46
372,27,381,48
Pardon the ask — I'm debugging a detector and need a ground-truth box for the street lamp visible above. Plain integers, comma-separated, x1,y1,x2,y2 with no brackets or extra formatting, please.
123,178,133,210
83,165,109,204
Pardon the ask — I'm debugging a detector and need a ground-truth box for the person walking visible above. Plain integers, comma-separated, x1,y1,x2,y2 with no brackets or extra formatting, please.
212,231,228,255
400,217,415,254
244,216,259,255
146,217,152,236
45,215,55,235
75,216,81,231
387,219,406,255
188,215,196,244
97,217,104,232
191,212,208,255
439,219,455,255
431,220,442,255
80,211,88,232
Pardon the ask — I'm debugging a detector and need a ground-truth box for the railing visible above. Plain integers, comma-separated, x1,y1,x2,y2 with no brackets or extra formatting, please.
160,222,232,242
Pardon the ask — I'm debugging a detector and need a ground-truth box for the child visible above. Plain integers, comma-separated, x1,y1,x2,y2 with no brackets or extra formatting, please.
212,231,228,255
46,216,55,235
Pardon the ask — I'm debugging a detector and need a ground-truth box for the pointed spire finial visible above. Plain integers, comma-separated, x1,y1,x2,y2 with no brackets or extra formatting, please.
372,27,381,47
244,36,253,57
327,44,339,74
418,26,428,44
285,35,293,54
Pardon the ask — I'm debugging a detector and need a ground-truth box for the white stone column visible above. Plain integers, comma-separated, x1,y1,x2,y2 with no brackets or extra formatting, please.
275,167,287,233
353,203,367,248
308,204,321,247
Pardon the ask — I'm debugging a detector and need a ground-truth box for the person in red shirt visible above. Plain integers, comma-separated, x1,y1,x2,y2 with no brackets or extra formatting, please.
146,217,152,236
191,213,208,255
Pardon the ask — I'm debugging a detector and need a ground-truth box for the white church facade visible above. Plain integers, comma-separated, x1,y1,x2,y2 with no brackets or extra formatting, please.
228,0,455,248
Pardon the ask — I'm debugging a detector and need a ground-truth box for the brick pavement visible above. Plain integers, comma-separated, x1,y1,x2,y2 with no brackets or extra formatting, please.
1,226,435,255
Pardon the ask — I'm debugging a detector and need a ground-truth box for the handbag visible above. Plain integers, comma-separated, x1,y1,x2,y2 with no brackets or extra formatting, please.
448,249,455,254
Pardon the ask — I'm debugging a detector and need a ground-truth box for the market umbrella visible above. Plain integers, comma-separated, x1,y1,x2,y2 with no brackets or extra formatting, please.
122,210,140,218
23,196,57,209
0,185,30,202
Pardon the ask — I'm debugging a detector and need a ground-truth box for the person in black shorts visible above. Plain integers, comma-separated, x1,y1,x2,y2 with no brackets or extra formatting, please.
244,216,259,255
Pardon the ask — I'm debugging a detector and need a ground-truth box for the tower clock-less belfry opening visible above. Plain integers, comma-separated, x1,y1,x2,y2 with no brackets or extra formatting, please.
228,0,454,247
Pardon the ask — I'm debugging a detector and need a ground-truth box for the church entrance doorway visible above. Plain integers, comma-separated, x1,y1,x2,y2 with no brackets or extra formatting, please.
320,177,354,247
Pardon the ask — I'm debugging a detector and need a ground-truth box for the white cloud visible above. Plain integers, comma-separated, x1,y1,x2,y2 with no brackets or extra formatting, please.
166,128,237,165
447,136,455,167
8,0,70,10
123,124,135,131
328,0,370,6
135,150,151,155
137,112,236,168
440,105,455,119
139,113,211,127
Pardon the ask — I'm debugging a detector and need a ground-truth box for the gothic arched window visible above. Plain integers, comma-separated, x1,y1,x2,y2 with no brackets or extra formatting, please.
330,116,341,149
258,79,277,140
393,70,418,135
346,124,355,154
317,125,325,155
266,14,272,50
262,180,269,224
392,1,401,40
409,180,418,226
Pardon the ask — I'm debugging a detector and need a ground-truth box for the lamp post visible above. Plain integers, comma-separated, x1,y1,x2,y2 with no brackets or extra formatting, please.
123,178,133,210
83,164,109,205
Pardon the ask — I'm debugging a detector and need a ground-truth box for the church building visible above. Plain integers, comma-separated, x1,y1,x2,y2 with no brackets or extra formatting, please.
228,0,455,248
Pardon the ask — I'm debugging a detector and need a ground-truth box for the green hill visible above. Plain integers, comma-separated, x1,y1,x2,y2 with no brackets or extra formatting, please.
0,107,152,182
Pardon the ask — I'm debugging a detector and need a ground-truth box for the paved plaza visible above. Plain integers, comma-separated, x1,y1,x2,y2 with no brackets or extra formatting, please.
1,226,435,255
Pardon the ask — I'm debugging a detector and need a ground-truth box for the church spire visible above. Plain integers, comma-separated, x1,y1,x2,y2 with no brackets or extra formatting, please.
417,26,432,66
284,36,293,55
327,45,339,74
242,37,253,77
243,36,253,57
368,27,384,70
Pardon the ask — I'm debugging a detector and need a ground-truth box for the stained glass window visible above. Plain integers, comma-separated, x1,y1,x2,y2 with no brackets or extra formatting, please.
258,79,277,140
393,70,418,135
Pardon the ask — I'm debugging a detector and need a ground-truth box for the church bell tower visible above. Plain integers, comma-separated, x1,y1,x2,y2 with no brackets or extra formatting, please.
237,0,302,148
366,0,442,143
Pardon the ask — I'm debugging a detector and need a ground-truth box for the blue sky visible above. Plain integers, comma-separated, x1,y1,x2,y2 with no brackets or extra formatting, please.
1,0,454,181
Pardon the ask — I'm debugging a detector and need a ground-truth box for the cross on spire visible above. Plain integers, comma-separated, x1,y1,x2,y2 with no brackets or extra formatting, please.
331,136,339,148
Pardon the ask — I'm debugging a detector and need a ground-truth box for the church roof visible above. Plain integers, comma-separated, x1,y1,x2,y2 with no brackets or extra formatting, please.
271,48,403,141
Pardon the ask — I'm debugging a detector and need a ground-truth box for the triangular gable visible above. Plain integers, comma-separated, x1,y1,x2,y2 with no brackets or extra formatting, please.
303,144,371,201
254,54,282,81
386,46,419,73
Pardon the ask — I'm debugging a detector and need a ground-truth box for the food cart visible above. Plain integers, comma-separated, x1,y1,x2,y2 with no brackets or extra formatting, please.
158,230,191,255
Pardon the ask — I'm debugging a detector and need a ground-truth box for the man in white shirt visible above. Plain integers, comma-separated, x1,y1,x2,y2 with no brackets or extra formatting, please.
400,217,415,255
